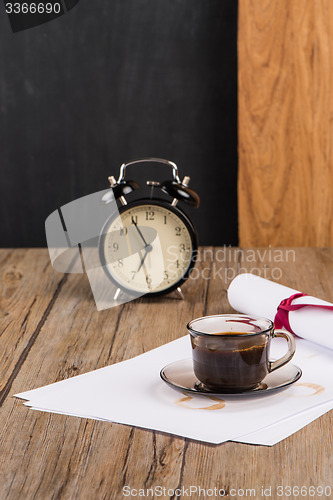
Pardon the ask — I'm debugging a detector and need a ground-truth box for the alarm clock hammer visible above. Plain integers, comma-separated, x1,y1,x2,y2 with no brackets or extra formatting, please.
99,158,200,299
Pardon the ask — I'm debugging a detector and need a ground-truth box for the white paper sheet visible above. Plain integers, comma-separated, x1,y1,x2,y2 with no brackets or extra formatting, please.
15,335,333,445
228,273,333,350
24,402,333,447
233,402,333,446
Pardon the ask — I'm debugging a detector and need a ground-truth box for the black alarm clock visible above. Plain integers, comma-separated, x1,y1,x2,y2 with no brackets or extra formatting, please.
99,158,200,297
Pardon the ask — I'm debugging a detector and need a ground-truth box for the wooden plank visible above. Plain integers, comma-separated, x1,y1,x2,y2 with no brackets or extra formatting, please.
0,249,66,402
0,248,332,499
238,0,333,246
0,249,213,499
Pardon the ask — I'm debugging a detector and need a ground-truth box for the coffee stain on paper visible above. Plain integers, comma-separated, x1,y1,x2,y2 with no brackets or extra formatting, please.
294,382,325,396
175,392,226,411
284,382,325,397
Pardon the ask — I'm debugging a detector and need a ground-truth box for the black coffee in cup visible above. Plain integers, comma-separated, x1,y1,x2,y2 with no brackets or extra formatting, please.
187,315,296,392
191,332,269,391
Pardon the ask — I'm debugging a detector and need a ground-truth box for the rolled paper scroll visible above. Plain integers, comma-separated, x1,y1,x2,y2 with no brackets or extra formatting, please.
227,274,333,351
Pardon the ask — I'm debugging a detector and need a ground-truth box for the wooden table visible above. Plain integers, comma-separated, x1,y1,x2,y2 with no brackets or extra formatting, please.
0,248,332,499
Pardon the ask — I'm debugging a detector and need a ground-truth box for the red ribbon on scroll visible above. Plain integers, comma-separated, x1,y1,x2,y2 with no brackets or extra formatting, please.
275,293,333,335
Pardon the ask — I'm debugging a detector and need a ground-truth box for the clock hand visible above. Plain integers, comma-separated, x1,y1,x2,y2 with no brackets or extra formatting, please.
137,249,148,272
132,220,149,248
137,240,154,272
141,259,152,291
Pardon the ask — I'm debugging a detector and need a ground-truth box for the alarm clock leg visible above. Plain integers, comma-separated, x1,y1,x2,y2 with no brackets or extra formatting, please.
176,287,185,300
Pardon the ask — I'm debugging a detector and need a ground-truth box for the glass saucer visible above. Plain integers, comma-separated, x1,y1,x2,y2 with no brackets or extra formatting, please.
160,359,302,396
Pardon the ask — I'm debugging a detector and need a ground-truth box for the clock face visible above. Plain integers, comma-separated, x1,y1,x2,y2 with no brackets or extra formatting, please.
100,201,196,294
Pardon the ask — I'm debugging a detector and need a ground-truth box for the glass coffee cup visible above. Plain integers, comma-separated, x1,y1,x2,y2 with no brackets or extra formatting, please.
187,314,296,392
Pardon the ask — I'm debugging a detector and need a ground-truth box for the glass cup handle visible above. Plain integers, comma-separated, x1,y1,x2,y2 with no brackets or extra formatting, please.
269,329,296,372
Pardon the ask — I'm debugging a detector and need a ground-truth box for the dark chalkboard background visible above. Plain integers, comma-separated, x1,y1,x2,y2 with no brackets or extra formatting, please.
0,0,237,247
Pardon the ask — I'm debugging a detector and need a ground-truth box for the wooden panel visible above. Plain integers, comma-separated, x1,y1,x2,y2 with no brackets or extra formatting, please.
238,0,333,246
0,249,332,498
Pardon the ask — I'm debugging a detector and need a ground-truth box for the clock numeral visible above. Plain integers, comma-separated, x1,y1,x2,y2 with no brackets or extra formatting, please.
175,227,181,236
164,215,167,224
164,271,169,280
176,260,180,268
120,227,128,236
145,210,154,221
179,243,185,252
113,242,119,251
131,215,138,224
117,259,123,267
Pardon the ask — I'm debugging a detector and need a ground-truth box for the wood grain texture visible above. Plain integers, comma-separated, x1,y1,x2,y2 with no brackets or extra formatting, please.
238,0,333,246
0,248,332,499
0,249,66,399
